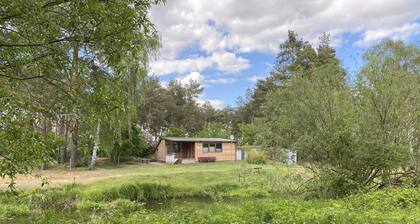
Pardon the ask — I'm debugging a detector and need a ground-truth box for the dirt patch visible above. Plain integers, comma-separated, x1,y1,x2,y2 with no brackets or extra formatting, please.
0,160,164,190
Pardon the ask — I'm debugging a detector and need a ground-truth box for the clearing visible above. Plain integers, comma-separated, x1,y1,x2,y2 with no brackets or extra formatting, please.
0,159,286,190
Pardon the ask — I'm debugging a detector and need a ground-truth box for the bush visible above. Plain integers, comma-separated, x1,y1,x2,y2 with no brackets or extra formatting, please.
304,169,362,199
28,184,80,211
247,155,266,165
87,183,177,202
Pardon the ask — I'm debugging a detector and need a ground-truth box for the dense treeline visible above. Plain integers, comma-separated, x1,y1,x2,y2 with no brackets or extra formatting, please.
0,0,164,188
237,32,420,197
0,0,235,190
137,77,235,143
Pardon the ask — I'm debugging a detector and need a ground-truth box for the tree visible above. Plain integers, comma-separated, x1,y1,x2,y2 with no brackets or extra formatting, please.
163,125,187,137
138,78,207,141
0,0,162,182
262,40,419,198
354,41,420,187
110,125,150,163
195,122,231,139
0,81,47,190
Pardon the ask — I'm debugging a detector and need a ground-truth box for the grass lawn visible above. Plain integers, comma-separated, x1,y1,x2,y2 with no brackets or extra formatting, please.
1,160,419,224
1,159,281,190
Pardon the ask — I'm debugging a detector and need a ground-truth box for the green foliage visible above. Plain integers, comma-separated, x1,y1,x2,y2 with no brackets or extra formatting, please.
110,125,150,161
238,34,420,198
89,183,177,202
0,0,163,178
0,82,53,190
162,125,187,137
28,184,80,211
247,155,266,165
5,187,419,223
1,163,419,223
139,77,238,141
195,122,231,138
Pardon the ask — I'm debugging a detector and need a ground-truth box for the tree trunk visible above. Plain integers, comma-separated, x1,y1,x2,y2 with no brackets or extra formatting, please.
60,119,68,164
89,120,101,170
68,43,80,170
40,118,49,170
68,130,76,170
68,117,79,170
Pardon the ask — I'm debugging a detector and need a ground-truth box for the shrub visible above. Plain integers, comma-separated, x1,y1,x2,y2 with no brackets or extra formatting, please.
304,169,362,199
203,183,239,200
247,155,266,165
87,183,177,202
0,204,29,219
28,184,80,211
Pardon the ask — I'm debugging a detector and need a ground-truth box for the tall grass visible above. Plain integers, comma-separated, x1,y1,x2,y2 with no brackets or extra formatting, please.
1,163,419,223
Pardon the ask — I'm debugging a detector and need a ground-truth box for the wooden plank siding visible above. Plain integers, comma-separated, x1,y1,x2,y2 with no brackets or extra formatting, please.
154,139,167,161
194,142,236,161
154,138,237,162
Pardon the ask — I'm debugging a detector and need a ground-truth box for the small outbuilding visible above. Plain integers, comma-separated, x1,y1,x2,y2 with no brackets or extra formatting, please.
154,137,238,163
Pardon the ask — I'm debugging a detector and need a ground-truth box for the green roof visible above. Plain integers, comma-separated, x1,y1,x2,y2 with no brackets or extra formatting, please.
162,137,236,142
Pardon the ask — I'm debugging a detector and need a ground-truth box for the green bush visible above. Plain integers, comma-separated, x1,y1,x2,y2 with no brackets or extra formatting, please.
304,169,362,199
28,184,80,211
247,155,266,165
87,183,177,202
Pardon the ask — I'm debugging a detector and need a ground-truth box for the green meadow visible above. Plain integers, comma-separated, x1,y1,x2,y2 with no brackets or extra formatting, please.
1,162,419,224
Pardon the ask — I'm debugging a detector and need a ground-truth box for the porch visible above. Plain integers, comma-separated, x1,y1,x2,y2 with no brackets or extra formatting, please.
165,141,196,164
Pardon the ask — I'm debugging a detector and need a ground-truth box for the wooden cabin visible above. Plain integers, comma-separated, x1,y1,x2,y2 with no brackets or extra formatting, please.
154,137,238,163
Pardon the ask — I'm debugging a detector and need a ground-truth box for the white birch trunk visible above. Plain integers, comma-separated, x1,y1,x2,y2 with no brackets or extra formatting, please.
90,120,101,170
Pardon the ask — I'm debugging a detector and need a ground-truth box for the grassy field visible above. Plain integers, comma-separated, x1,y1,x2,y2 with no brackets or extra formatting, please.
1,160,419,223
1,159,265,190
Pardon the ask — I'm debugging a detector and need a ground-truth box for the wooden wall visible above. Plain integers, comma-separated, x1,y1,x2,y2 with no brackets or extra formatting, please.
154,139,167,161
194,142,236,161
155,140,237,162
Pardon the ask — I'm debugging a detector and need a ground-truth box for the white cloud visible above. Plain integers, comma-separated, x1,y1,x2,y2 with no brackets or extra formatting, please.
150,51,250,76
211,51,250,73
149,56,212,76
176,72,237,86
355,22,420,46
196,94,225,109
197,99,225,109
161,73,226,109
177,71,205,86
247,75,266,83
150,0,420,57
207,78,236,84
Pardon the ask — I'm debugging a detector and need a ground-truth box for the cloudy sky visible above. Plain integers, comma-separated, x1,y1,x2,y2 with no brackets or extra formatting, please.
148,0,420,109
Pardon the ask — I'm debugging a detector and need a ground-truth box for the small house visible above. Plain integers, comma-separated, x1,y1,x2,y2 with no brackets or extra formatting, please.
154,137,239,163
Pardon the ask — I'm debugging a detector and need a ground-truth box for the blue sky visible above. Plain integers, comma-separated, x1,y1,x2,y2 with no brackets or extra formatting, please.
149,0,420,109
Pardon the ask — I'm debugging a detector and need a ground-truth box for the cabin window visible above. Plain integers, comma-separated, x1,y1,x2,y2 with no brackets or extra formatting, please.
174,143,180,153
209,144,215,153
216,143,222,152
203,143,222,153
202,143,209,153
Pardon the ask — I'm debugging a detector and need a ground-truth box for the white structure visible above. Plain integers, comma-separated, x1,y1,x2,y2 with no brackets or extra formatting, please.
165,153,176,164
236,147,247,160
287,150,297,165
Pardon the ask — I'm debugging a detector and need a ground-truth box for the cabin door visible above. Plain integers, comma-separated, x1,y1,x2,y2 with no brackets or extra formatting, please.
186,142,195,158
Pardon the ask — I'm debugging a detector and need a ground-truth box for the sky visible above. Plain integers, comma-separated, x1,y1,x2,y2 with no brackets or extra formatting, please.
148,0,420,109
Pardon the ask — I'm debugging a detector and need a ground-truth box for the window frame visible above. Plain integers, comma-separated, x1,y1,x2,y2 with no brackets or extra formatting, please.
202,142,223,153
209,143,215,153
202,143,209,153
173,143,180,153
216,143,222,152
